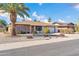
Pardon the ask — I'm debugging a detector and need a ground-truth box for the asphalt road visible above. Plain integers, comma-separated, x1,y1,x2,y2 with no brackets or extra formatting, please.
0,39,79,56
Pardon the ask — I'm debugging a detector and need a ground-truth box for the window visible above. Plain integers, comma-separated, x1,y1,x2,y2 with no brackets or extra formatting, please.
36,26,42,31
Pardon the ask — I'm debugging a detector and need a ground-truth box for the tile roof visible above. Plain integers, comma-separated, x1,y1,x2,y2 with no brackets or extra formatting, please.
53,22,74,26
15,21,52,26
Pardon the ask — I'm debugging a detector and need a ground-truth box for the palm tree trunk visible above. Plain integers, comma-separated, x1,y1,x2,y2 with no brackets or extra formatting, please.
11,22,16,36
10,11,16,36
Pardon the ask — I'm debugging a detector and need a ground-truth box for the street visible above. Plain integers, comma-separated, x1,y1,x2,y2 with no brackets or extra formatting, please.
0,39,79,56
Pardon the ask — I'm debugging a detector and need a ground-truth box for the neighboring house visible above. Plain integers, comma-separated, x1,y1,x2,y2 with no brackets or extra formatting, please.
8,20,53,34
75,24,79,33
53,22,75,34
0,24,5,32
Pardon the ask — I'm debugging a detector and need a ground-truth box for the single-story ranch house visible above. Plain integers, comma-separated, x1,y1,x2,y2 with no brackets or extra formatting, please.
8,20,53,34
8,20,75,34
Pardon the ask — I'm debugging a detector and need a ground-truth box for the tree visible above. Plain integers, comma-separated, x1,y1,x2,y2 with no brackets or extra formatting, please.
38,20,41,22
48,17,52,22
0,3,30,36
0,19,7,26
34,19,37,22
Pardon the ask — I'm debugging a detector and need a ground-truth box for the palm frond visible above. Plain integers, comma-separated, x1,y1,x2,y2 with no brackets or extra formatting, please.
17,7,30,17
0,3,30,18
17,12,25,18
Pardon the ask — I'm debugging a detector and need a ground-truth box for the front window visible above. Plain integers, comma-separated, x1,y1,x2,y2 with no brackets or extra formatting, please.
36,26,42,31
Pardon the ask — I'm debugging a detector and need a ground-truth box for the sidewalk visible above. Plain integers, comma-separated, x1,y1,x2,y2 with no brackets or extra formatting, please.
0,34,79,51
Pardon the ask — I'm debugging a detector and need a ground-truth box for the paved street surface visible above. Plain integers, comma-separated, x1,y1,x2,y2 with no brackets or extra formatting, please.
0,39,79,56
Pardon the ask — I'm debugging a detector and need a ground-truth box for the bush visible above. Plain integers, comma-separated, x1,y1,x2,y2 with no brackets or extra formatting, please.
21,31,26,34
0,29,5,32
43,27,50,34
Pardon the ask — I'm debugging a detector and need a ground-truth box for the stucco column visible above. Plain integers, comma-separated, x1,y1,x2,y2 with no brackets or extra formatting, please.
34,26,36,32
30,25,32,34
33,26,36,34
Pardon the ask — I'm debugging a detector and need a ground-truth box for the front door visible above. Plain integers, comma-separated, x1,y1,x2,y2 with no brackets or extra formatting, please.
36,26,42,34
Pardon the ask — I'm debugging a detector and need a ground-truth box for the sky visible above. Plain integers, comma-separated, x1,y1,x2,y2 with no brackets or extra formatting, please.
0,3,79,24
26,3,79,23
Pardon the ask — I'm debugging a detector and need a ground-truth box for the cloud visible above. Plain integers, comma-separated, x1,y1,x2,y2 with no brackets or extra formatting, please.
0,12,25,23
74,4,79,9
66,16,71,18
26,17,32,21
32,11,37,17
58,19,65,23
0,13,10,18
38,3,43,6
0,13,10,24
32,11,48,22
73,4,79,10
42,19,49,23
17,15,24,22
0,12,24,20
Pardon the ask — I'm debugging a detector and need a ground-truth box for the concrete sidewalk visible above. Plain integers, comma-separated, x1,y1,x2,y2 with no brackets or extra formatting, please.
0,34,79,51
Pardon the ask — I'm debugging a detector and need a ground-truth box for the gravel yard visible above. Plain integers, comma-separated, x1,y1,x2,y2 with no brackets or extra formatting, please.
0,32,79,44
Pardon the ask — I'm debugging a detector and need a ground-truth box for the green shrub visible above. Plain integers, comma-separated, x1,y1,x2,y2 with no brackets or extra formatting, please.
43,27,50,34
21,31,26,34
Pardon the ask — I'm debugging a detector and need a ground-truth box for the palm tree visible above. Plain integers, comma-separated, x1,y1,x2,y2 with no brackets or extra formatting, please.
48,17,52,22
34,19,37,22
0,3,30,36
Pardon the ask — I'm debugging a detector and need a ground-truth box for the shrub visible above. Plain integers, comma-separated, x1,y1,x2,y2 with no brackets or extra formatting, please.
43,27,50,34
21,31,26,34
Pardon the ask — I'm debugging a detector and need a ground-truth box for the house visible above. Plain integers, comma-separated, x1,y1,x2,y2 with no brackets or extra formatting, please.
0,24,5,32
75,24,79,33
52,22,75,34
8,20,53,34
8,19,75,34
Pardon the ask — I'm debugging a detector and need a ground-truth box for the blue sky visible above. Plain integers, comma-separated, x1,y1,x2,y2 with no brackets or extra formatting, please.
0,3,79,24
26,3,79,23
